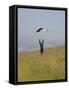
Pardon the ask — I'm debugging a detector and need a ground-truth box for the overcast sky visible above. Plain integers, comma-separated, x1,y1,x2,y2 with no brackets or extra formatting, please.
18,8,65,51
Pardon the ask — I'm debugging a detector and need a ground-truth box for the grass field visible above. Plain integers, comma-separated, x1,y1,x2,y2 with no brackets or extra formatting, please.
18,46,65,82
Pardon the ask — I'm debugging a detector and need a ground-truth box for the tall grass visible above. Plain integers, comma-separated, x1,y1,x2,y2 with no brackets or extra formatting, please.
18,46,65,82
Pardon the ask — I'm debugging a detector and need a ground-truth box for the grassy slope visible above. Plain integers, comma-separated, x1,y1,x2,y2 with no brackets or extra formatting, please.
18,46,65,82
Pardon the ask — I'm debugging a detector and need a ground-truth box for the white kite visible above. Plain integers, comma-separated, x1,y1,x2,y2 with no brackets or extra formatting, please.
36,28,48,32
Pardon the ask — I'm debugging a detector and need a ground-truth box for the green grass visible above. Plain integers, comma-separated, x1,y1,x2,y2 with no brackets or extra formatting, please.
18,46,65,82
